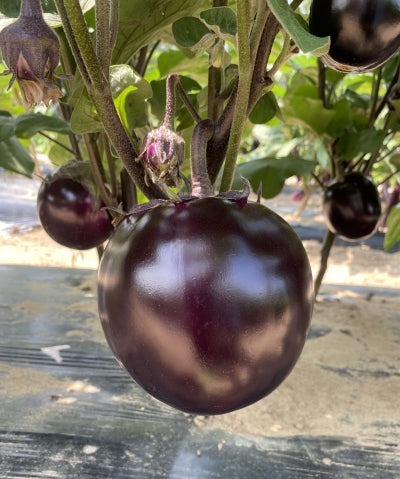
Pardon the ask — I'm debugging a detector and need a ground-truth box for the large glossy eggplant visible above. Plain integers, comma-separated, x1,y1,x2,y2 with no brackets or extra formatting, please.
309,0,400,72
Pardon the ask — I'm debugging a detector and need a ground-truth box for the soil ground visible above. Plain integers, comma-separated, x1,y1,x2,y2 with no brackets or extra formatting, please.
1,190,399,443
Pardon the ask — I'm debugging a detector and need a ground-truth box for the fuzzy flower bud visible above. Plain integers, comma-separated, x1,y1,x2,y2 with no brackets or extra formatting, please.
139,125,185,189
0,0,63,108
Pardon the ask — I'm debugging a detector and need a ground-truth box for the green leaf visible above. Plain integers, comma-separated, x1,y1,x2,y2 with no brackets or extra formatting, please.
234,157,317,199
109,64,152,129
266,0,330,55
110,65,153,100
326,99,352,136
14,113,71,138
389,153,400,169
158,50,186,77
335,129,386,160
200,7,237,41
249,92,281,124
70,88,103,134
149,76,201,124
282,95,336,136
384,206,400,250
0,137,34,177
112,0,201,64
172,16,212,48
38,1,95,28
0,112,16,142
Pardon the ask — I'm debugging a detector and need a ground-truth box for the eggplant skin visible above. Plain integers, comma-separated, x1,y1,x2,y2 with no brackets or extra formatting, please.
309,0,400,72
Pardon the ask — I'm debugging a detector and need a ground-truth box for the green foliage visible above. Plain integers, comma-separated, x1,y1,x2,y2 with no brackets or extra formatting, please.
384,207,400,250
267,0,330,55
233,156,317,198
0,0,399,250
0,111,71,176
112,0,202,64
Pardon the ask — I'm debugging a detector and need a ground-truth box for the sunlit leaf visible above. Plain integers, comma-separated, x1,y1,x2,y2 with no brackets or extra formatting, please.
384,206,400,250
267,0,330,55
113,0,202,64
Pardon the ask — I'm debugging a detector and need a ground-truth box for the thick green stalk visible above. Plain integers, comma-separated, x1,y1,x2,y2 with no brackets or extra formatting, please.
95,0,113,71
54,0,165,199
219,0,252,192
61,0,106,89
191,120,215,197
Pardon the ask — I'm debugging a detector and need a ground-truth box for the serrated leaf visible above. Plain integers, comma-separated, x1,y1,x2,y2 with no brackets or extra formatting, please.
267,0,330,55
14,113,71,138
172,16,212,48
384,206,400,250
0,137,34,177
234,157,316,198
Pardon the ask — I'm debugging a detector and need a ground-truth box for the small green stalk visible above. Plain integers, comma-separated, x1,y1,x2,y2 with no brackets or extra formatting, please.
21,0,42,17
314,229,336,297
219,0,252,192
191,120,215,197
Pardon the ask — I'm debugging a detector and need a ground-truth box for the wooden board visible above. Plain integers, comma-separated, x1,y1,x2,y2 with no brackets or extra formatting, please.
0,265,399,478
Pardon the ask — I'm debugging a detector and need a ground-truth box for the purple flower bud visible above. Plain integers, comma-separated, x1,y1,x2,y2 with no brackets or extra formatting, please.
292,189,305,202
139,125,185,188
0,0,63,108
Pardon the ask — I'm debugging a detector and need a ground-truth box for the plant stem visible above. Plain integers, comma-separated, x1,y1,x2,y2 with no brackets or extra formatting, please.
176,81,202,123
314,229,336,297
137,41,160,77
164,74,179,129
61,0,106,89
250,0,269,65
368,67,382,128
191,119,215,197
120,168,138,211
317,60,327,107
95,0,113,71
38,130,76,156
208,65,223,122
54,0,165,199
102,133,117,196
84,133,117,212
219,0,252,192
20,0,42,17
